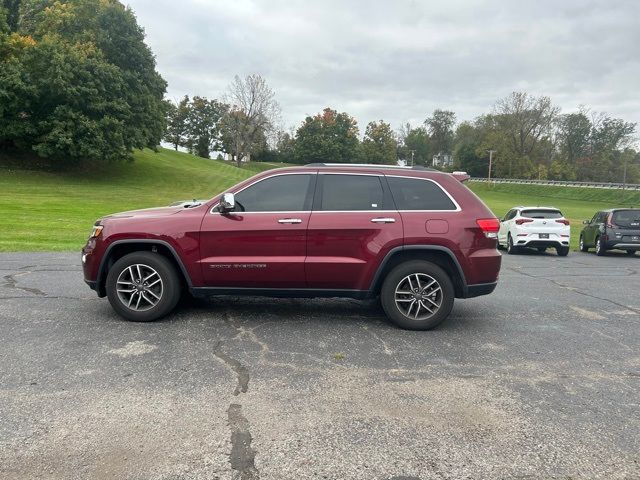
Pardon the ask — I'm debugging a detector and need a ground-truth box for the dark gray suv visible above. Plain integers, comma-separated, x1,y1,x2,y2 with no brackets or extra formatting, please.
579,209,640,256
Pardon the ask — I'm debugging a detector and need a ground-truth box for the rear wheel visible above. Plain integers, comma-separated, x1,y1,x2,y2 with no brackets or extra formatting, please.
579,235,588,252
507,234,519,255
557,246,569,257
380,260,454,330
106,251,181,322
626,250,637,256
595,237,606,256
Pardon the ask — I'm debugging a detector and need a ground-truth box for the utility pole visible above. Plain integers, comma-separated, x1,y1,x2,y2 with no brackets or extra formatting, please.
409,150,416,167
487,150,495,182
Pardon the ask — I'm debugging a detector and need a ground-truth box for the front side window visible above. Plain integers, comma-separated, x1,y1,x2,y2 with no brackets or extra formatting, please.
232,174,313,212
387,177,457,211
319,175,384,211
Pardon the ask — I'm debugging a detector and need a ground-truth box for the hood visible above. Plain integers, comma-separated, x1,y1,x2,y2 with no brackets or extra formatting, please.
102,199,207,220
103,206,186,220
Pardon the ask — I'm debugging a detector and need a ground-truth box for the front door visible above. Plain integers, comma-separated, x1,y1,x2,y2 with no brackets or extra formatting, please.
199,172,316,288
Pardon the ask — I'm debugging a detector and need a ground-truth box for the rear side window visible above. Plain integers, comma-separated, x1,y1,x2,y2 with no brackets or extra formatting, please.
520,209,563,219
612,210,640,227
320,175,384,211
387,177,457,211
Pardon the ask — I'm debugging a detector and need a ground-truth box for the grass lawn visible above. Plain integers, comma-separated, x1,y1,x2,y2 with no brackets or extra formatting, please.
0,148,282,251
1,149,638,252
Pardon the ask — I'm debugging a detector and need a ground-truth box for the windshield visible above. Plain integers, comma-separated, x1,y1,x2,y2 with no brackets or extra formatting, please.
521,209,563,219
612,210,640,227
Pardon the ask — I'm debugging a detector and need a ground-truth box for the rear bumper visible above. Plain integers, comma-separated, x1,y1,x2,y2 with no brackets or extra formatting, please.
604,242,640,251
465,282,497,298
516,239,569,248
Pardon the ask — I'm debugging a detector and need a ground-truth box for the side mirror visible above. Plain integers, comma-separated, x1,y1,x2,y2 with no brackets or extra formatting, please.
219,192,235,212
582,220,589,225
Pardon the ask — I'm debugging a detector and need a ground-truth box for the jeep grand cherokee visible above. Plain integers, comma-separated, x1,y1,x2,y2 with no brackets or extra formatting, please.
82,164,502,330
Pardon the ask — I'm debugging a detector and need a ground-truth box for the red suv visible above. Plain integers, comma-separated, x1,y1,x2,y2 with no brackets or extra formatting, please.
82,164,501,329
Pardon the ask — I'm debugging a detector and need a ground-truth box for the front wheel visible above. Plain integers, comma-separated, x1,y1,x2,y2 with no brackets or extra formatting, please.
106,251,181,322
595,237,606,256
557,246,570,257
380,260,454,330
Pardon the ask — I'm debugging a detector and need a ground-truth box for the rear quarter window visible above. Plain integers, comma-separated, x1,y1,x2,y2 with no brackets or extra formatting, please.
388,177,457,211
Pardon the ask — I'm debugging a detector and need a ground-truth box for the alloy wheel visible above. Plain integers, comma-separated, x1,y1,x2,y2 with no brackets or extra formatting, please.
394,273,442,320
116,263,163,311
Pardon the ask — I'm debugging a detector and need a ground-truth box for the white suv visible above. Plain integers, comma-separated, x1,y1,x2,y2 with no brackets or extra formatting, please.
498,207,570,256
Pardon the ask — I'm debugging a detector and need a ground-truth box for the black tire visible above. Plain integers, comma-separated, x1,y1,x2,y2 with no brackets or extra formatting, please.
595,237,606,256
106,251,181,322
626,250,637,256
380,260,455,330
507,234,519,255
557,246,570,257
536,247,546,253
579,235,588,252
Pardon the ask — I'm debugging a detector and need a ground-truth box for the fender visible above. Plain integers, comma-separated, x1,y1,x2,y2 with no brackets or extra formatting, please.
96,239,193,294
369,245,468,296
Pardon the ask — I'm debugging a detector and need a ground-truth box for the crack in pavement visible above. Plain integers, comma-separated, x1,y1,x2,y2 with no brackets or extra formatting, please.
2,272,46,296
505,266,640,315
227,404,259,480
213,341,250,395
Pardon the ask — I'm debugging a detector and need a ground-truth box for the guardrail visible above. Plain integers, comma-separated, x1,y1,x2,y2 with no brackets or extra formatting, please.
470,177,640,191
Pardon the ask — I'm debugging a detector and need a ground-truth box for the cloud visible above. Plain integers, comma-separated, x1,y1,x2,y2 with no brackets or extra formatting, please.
127,0,640,133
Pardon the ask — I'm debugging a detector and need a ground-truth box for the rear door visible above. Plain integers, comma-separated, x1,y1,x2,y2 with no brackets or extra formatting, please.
305,173,402,290
199,172,316,288
585,211,604,245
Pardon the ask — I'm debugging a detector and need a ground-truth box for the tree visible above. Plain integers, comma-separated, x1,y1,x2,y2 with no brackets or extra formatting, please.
184,96,224,159
361,120,397,164
452,122,486,177
221,74,280,167
0,0,167,164
493,92,559,177
557,110,591,166
163,95,190,151
293,108,359,163
425,109,455,156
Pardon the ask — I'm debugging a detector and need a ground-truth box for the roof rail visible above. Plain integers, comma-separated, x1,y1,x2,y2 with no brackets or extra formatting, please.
304,163,436,171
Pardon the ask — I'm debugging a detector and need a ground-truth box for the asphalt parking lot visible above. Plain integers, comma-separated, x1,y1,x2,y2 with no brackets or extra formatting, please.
1,251,639,479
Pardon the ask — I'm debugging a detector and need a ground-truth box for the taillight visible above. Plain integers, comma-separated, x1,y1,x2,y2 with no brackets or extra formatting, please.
555,219,570,226
476,218,500,238
515,218,533,225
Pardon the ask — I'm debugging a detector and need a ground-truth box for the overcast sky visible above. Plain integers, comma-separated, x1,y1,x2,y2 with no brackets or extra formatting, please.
127,0,640,135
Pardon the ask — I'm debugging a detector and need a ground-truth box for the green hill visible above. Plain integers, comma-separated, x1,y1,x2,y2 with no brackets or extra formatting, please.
0,149,636,251
0,148,288,251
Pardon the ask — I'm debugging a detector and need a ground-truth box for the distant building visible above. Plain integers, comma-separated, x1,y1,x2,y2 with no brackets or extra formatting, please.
432,153,453,168
224,153,250,163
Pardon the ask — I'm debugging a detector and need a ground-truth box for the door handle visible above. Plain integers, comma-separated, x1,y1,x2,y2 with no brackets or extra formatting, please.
370,217,396,224
278,218,302,224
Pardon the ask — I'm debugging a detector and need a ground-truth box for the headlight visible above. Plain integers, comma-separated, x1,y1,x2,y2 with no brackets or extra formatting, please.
90,225,103,238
